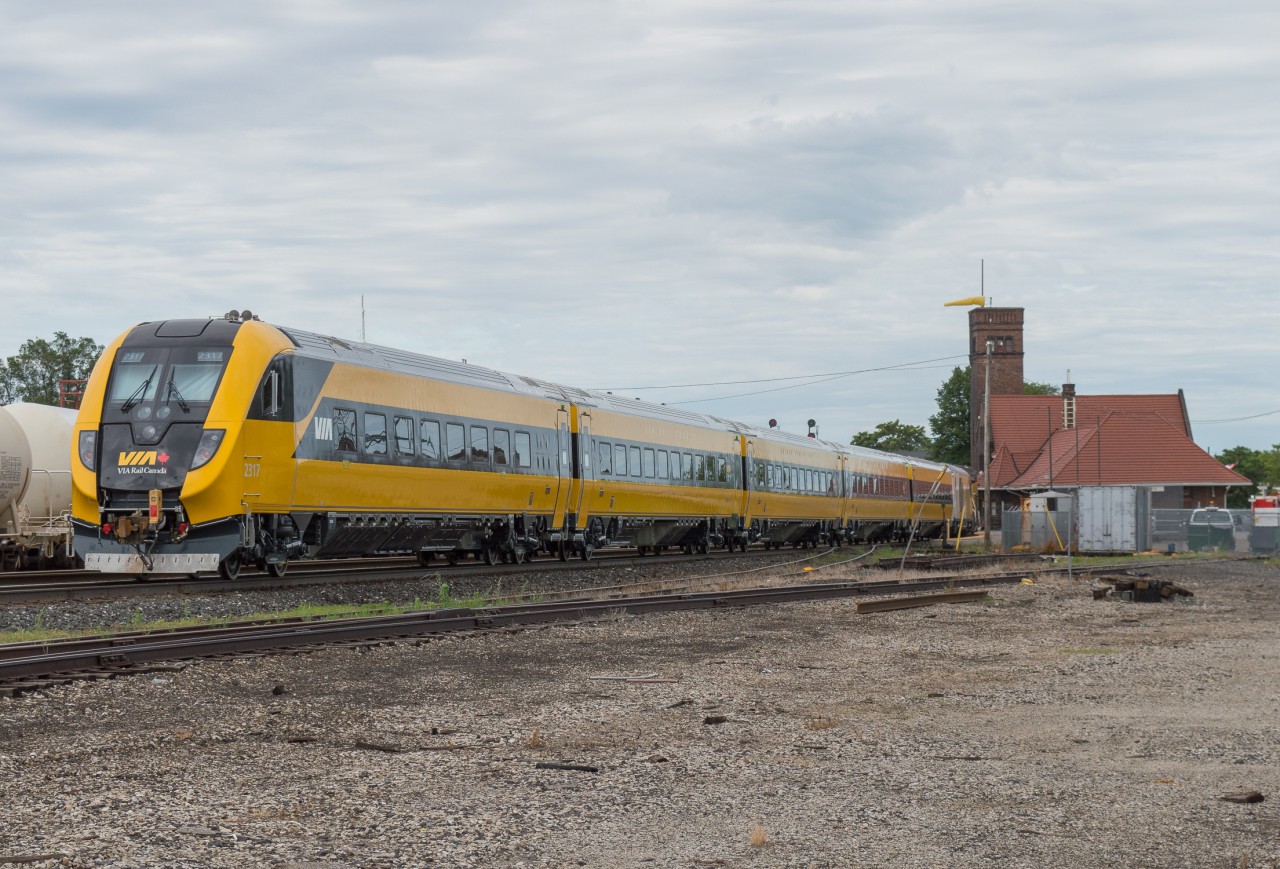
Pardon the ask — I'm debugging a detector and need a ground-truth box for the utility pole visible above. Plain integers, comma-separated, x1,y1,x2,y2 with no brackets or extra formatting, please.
983,338,993,549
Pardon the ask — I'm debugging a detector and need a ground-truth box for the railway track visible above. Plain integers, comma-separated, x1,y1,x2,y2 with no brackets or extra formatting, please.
0,571,1021,695
2,551,1245,696
0,546,813,605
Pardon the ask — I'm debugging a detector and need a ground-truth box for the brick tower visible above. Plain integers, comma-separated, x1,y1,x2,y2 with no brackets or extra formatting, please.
968,307,1024,472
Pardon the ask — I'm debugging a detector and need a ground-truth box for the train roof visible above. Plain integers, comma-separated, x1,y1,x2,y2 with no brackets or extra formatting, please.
276,323,744,435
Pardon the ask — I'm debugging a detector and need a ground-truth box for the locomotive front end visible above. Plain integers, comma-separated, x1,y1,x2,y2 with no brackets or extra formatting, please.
72,317,264,575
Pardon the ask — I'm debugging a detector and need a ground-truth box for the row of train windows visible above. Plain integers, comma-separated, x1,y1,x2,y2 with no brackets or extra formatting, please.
595,441,731,483
754,463,835,494
333,409,532,469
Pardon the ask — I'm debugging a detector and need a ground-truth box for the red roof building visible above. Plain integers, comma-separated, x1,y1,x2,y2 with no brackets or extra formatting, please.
981,388,1250,511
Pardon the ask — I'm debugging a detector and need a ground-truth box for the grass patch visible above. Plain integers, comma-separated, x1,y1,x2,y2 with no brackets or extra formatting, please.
0,581,531,645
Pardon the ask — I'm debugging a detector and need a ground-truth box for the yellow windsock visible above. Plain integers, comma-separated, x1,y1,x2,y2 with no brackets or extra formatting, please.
944,295,985,307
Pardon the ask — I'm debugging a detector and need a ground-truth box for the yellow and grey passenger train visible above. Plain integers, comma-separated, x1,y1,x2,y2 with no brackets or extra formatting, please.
71,312,973,578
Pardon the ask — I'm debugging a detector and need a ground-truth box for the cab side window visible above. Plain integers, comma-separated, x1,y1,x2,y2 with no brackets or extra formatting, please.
334,408,357,452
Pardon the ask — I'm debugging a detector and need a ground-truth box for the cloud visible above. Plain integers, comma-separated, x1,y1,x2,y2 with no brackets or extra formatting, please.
1,0,1277,451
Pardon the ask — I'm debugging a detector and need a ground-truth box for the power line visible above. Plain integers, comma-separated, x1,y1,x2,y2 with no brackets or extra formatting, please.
659,355,969,406
1192,407,1280,424
592,354,968,393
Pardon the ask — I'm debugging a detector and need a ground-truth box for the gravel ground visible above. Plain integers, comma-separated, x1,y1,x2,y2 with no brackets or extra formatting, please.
1,557,1278,868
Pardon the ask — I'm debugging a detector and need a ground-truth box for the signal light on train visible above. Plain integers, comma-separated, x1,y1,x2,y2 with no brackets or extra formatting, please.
78,431,97,471
768,419,777,428
190,429,225,470
101,522,113,535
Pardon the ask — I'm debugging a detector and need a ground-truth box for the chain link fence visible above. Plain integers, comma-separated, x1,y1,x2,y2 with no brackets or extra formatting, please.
1001,507,1253,553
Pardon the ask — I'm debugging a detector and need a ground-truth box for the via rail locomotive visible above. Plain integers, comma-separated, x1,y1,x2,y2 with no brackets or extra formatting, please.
71,312,973,578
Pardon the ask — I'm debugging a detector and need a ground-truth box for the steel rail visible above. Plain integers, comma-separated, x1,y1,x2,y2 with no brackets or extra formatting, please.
0,547,815,605
0,573,1021,688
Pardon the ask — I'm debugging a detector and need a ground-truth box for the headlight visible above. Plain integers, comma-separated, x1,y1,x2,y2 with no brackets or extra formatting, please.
191,429,225,470
78,430,97,471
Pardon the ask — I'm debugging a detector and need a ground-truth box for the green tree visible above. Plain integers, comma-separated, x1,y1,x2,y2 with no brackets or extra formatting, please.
928,366,970,465
926,367,1062,466
851,419,931,453
1214,445,1280,508
1023,380,1061,396
0,332,104,406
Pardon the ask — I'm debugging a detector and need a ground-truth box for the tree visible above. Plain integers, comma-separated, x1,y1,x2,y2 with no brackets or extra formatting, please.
1214,445,1280,508
928,366,970,465
926,367,1062,466
0,332,104,406
1023,380,1061,396
851,419,930,453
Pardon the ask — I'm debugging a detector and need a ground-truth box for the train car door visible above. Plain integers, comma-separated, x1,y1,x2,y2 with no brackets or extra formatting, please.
735,434,751,523
242,357,296,515
571,409,593,531
744,438,764,524
551,404,571,529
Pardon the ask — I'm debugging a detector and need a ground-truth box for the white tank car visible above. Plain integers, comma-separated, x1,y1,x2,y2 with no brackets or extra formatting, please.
0,402,79,569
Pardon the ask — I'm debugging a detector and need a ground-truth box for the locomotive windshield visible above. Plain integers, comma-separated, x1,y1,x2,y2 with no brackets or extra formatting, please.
104,347,230,422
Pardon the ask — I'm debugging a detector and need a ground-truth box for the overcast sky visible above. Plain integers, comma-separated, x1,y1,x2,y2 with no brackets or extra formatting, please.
2,1,1277,456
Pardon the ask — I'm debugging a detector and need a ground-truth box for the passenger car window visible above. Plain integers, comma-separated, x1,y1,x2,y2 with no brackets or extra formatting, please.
683,452,693,480
614,444,627,476
446,423,466,461
420,420,441,460
598,441,612,475
364,413,387,455
657,450,669,479
470,426,489,463
630,446,641,478
394,416,414,455
493,429,510,465
643,448,656,478
514,431,531,468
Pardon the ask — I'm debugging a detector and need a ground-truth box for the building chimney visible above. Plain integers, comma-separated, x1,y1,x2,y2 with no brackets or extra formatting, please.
1063,377,1076,430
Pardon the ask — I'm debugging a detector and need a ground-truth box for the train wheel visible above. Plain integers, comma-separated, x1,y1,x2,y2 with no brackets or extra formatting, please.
580,544,593,561
447,552,459,566
218,553,241,581
558,541,569,562
483,548,496,566
522,549,535,564
417,551,433,567
738,539,748,553
267,561,288,578
637,545,648,557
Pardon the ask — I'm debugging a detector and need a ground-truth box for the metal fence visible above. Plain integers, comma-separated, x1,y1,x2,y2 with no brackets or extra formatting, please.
1000,508,1073,552
1001,508,1253,553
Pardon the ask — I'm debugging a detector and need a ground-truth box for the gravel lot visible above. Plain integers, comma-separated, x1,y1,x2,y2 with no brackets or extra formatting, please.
1,557,1278,868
